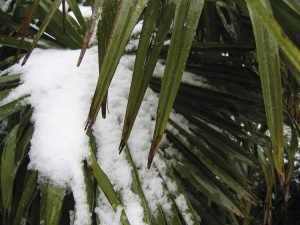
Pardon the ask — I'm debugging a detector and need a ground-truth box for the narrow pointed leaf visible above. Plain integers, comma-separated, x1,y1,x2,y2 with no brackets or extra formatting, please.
97,0,119,118
119,0,175,152
86,0,148,131
246,0,285,180
148,0,204,167
246,0,300,76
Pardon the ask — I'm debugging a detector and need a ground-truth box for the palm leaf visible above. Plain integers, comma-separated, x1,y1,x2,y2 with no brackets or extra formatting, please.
246,0,285,183
246,0,300,76
148,0,204,167
85,0,148,131
119,0,175,152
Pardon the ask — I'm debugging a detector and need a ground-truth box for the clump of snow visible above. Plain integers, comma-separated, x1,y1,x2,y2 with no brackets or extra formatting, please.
62,4,92,19
78,5,93,18
175,194,194,224
0,0,12,11
153,60,209,88
1,47,99,225
125,39,140,53
95,191,123,225
131,20,143,38
125,20,143,52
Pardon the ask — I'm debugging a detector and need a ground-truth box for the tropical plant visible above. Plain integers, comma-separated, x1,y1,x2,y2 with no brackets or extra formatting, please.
0,0,299,225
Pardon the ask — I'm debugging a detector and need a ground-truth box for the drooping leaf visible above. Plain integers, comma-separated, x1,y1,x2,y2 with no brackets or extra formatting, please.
85,0,148,131
148,0,204,168
119,0,175,152
97,0,119,118
246,0,285,181
246,0,300,76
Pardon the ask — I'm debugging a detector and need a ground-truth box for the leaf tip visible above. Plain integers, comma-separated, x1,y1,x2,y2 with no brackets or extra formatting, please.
21,53,30,66
118,140,125,154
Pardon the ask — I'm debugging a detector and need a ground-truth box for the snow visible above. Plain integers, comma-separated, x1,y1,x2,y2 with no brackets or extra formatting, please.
0,44,197,224
0,0,12,11
60,4,92,19
95,192,123,225
78,6,92,18
131,20,143,38
1,48,98,225
175,194,194,225
153,60,209,88
67,5,93,21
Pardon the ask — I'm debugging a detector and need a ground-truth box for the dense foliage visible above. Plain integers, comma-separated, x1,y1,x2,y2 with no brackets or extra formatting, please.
0,0,300,225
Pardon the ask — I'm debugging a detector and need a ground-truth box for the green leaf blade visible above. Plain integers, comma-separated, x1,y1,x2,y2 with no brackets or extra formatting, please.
148,0,205,167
